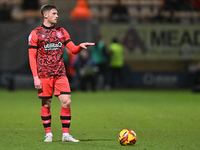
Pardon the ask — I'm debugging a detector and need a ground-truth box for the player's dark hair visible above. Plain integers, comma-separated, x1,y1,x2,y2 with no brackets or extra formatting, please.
41,4,58,16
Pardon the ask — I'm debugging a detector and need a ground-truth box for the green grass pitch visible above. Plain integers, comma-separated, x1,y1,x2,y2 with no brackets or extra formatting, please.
0,89,200,150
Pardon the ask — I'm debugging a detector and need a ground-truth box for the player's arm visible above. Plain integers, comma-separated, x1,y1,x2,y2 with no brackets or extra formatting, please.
28,49,42,89
28,48,38,77
65,41,95,54
28,31,42,89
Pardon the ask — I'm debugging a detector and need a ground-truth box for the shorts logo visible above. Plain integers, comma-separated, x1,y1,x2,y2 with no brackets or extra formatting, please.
44,42,62,51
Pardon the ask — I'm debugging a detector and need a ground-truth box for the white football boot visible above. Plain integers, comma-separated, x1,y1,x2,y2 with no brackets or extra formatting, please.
62,133,80,142
44,133,53,142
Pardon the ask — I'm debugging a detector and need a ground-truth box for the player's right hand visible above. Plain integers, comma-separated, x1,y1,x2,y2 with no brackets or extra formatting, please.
80,42,95,49
34,76,42,89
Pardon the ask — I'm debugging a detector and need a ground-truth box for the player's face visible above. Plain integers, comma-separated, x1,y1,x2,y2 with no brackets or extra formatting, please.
46,9,58,25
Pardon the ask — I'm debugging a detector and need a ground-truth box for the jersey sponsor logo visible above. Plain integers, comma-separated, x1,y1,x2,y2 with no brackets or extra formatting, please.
44,42,62,51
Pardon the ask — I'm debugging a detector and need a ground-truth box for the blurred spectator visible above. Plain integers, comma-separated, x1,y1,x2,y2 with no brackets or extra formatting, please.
70,0,93,43
0,2,12,21
108,37,125,89
70,0,92,21
109,0,129,23
74,50,97,91
91,35,109,90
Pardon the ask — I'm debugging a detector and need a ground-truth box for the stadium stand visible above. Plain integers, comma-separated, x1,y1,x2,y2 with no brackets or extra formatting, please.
88,0,200,23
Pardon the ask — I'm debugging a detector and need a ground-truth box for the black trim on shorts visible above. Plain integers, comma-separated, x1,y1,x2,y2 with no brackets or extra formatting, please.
39,96,52,99
60,92,71,95
64,39,71,45
28,45,38,49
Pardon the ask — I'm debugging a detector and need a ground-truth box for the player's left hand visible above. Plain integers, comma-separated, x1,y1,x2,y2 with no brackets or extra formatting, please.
80,42,95,49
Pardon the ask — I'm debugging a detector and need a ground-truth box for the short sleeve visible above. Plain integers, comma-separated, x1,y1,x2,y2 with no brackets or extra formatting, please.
28,30,38,49
62,28,72,45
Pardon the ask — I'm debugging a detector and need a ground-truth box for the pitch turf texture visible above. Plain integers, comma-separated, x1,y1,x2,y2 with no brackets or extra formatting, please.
0,89,200,150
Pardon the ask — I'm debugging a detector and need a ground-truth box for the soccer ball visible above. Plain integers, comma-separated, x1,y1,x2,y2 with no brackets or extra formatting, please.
118,129,137,146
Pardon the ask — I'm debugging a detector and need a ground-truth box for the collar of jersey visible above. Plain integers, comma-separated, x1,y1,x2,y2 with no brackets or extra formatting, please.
42,24,55,29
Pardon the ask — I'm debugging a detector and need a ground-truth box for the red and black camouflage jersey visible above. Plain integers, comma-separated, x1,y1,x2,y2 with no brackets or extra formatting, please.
28,24,79,78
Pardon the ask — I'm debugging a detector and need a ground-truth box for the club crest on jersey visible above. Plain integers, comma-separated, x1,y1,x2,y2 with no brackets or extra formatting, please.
44,42,62,51
56,31,62,38
41,35,46,38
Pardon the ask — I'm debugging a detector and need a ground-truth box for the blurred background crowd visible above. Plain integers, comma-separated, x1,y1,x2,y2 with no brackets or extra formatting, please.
1,0,200,91
1,0,200,23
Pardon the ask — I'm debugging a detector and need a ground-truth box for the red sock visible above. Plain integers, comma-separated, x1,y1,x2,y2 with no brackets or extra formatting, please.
41,106,51,134
60,107,71,133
